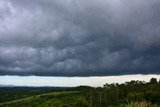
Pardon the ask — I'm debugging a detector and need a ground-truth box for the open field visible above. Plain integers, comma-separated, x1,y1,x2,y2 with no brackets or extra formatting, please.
0,92,159,107
0,91,90,107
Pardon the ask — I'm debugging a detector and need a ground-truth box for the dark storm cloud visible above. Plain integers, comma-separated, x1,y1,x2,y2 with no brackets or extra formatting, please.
0,0,160,76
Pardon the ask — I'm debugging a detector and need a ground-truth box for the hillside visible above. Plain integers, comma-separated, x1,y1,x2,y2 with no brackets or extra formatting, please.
0,78,160,107
0,91,90,107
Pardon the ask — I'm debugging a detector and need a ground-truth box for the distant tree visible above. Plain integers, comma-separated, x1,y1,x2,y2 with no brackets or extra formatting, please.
149,78,158,84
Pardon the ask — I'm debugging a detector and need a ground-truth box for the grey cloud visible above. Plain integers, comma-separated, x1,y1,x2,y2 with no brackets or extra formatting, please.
0,0,160,76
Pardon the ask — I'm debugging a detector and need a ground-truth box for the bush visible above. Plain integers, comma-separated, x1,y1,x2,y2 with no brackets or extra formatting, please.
73,98,91,107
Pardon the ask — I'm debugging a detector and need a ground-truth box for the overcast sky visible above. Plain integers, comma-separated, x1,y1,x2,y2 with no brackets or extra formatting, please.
0,75,160,87
0,0,160,77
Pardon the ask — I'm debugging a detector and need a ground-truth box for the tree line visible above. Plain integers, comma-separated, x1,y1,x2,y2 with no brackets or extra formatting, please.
0,78,160,107
74,78,160,107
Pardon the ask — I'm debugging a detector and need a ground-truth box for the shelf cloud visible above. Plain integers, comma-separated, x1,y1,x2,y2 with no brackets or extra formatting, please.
0,0,160,76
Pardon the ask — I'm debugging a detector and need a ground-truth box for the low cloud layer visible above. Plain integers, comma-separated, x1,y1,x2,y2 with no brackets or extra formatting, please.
0,0,160,76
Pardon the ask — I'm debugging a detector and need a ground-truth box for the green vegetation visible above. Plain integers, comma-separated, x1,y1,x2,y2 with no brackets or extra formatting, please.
0,89,55,103
0,91,91,107
0,78,160,107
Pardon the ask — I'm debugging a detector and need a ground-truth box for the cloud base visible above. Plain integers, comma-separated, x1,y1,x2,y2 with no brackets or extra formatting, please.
0,0,160,76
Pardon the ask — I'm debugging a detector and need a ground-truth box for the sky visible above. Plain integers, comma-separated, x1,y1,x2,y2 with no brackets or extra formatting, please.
0,0,160,86
0,75,160,87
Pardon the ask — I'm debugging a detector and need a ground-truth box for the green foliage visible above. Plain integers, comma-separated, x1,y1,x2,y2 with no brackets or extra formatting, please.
41,99,63,107
0,89,55,103
127,92,144,102
0,91,90,107
149,78,158,84
125,102,159,107
73,98,91,107
83,78,160,107
145,91,160,104
0,78,160,107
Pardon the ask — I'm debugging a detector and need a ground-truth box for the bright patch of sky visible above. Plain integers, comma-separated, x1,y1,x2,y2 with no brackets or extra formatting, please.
0,75,159,87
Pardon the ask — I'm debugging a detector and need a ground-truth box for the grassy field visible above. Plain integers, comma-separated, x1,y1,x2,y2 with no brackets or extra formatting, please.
125,102,159,107
0,91,91,107
107,102,159,107
0,91,159,107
